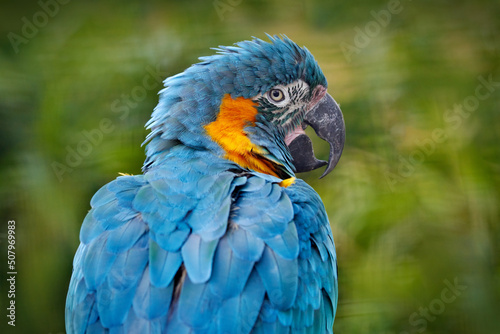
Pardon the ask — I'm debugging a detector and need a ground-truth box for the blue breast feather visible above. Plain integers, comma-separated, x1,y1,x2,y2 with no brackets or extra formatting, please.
66,152,337,334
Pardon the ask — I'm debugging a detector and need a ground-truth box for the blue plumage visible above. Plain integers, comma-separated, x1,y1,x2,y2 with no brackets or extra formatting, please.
66,35,340,333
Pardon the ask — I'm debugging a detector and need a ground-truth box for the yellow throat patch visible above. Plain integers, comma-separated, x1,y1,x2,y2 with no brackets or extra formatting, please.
204,94,282,178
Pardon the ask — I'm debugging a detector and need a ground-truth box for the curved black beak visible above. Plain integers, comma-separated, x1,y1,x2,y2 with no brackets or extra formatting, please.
288,93,345,178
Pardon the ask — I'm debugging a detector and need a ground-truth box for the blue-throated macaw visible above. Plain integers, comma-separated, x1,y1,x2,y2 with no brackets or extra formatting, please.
66,35,345,333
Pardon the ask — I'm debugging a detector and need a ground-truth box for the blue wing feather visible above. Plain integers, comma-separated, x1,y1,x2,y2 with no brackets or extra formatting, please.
181,234,219,284
227,224,265,261
176,274,221,329
149,240,182,288
255,246,298,310
192,196,231,240
90,184,115,208
96,235,148,327
217,269,266,333
82,232,117,290
150,227,190,252
263,221,299,260
67,280,96,334
80,212,105,244
208,235,254,299
133,267,173,320
105,216,147,253
234,184,292,239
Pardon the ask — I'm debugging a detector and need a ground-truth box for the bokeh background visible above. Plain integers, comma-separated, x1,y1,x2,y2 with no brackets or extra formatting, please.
1,0,499,333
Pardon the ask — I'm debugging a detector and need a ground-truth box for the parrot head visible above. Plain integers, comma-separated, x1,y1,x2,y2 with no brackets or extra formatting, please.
144,35,345,179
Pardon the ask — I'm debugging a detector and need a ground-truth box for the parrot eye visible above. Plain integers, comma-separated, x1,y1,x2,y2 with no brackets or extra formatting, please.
268,89,285,103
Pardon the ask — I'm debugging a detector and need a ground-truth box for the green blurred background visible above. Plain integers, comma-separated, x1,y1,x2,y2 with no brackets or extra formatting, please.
1,0,499,333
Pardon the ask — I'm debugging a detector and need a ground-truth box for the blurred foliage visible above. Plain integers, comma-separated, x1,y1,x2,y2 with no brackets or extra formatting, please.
1,0,499,333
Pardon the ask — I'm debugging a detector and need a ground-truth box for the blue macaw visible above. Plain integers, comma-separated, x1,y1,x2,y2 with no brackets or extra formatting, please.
66,35,345,333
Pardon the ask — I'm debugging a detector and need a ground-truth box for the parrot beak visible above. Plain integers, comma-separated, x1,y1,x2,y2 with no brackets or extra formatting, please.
288,92,345,178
